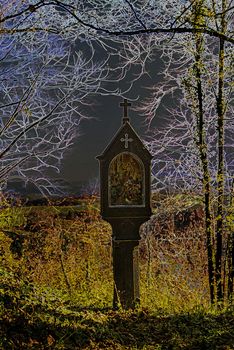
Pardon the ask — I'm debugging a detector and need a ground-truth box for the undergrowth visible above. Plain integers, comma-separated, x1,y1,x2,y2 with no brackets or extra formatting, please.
0,194,234,349
1,266,234,349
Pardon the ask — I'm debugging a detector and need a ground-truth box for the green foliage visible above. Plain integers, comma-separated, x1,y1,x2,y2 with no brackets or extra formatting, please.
0,203,25,230
1,197,234,348
1,269,234,349
152,193,202,214
226,209,234,232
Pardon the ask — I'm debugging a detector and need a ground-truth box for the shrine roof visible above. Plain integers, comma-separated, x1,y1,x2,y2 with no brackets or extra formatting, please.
97,121,153,160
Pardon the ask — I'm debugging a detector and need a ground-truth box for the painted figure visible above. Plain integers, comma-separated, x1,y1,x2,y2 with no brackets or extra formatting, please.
109,153,144,206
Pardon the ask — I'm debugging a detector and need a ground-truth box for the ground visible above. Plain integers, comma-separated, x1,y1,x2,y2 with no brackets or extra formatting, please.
0,194,234,349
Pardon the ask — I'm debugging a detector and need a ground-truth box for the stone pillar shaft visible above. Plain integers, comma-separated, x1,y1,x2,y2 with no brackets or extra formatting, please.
112,239,140,309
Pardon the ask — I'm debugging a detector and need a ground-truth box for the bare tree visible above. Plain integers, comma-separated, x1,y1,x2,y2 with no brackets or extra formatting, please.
132,1,233,305
2,1,232,195
54,0,233,305
1,0,233,305
0,0,127,194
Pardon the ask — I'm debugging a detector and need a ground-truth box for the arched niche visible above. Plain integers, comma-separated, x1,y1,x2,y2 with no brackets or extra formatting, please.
108,152,145,207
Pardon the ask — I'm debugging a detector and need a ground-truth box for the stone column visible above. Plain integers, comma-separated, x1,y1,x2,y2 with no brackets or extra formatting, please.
112,239,140,309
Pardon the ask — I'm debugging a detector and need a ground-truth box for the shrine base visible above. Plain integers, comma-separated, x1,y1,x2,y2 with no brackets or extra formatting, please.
112,239,140,309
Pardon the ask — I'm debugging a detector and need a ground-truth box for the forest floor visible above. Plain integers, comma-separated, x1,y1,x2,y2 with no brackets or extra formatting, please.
1,194,234,349
1,279,234,350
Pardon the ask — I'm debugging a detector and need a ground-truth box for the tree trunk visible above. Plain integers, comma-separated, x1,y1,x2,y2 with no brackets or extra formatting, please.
215,0,227,305
193,3,215,303
215,36,225,304
227,180,234,300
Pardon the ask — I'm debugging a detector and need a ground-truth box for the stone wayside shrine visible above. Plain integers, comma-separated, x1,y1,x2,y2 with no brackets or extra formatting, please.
96,99,152,309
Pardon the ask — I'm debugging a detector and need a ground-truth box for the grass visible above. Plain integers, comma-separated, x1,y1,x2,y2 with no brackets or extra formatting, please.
0,275,234,350
1,267,234,350
1,195,234,349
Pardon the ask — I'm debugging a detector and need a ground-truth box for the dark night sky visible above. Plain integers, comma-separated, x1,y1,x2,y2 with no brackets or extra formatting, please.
59,62,165,189
60,95,149,184
7,48,167,195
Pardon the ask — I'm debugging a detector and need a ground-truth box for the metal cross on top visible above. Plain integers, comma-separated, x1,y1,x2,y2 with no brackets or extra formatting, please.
120,99,131,124
121,133,133,149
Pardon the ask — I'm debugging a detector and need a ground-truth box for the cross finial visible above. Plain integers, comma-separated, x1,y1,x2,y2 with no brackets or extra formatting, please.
120,98,131,124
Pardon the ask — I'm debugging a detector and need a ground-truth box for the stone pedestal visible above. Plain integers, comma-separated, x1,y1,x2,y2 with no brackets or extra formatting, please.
108,218,146,309
112,239,140,309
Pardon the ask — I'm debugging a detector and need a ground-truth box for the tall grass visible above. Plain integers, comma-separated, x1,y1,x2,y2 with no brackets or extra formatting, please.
1,195,234,349
1,195,212,312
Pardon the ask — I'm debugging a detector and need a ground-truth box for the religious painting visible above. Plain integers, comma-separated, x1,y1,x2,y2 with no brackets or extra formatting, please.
109,152,144,206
